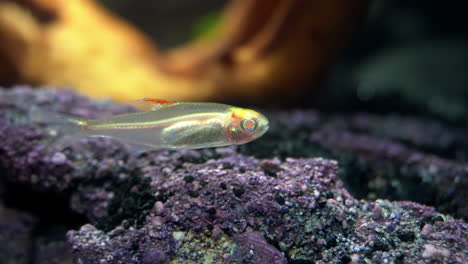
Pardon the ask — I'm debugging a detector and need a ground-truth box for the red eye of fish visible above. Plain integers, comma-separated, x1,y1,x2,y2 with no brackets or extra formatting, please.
240,118,257,132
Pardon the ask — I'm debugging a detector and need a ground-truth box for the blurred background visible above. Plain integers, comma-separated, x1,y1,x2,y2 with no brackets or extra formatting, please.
96,0,468,121
0,0,467,123
105,0,468,123
100,0,227,48
323,0,468,123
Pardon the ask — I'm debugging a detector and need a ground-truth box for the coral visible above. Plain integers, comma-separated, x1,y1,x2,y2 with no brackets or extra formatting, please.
0,87,466,263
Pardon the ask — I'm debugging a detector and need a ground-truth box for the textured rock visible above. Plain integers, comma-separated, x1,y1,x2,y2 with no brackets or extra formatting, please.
240,110,468,219
311,128,468,217
0,87,467,263
65,153,467,263
232,232,288,264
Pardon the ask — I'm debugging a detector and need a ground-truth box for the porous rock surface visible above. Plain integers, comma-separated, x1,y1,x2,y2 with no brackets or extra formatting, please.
0,87,466,263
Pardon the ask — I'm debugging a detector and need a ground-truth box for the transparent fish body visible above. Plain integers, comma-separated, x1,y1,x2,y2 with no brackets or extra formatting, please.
75,102,269,149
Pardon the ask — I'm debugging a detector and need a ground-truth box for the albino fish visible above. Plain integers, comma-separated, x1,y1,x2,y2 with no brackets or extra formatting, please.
65,99,269,149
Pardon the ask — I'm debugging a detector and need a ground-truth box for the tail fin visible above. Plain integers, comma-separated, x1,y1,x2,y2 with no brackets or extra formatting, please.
29,108,88,149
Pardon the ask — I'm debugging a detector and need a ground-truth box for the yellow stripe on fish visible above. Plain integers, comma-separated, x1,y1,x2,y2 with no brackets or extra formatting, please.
69,98,269,149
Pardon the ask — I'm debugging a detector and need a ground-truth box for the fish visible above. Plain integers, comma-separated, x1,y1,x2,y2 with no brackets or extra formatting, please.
63,98,269,149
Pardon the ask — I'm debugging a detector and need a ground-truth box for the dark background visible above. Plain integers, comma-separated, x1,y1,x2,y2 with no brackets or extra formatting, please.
99,0,468,124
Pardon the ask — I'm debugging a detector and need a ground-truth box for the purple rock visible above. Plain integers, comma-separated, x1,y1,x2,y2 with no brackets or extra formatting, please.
141,249,170,264
232,232,287,264
50,152,67,165
0,87,466,263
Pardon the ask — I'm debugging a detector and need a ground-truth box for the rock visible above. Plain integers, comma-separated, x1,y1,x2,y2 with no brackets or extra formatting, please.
0,87,466,263
0,204,36,264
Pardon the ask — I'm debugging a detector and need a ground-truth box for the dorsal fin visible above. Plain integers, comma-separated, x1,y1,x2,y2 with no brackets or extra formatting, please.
131,98,177,111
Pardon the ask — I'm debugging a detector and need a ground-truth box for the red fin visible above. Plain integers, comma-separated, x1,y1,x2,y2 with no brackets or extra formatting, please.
140,98,176,105
130,98,177,111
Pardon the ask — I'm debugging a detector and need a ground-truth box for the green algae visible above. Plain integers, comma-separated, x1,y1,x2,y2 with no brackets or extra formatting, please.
170,230,235,264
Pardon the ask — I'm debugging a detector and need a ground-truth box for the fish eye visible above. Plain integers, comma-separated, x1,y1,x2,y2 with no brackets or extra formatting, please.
240,118,257,132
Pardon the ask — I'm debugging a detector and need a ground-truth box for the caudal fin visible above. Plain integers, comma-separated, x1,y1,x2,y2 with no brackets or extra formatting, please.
29,108,88,148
